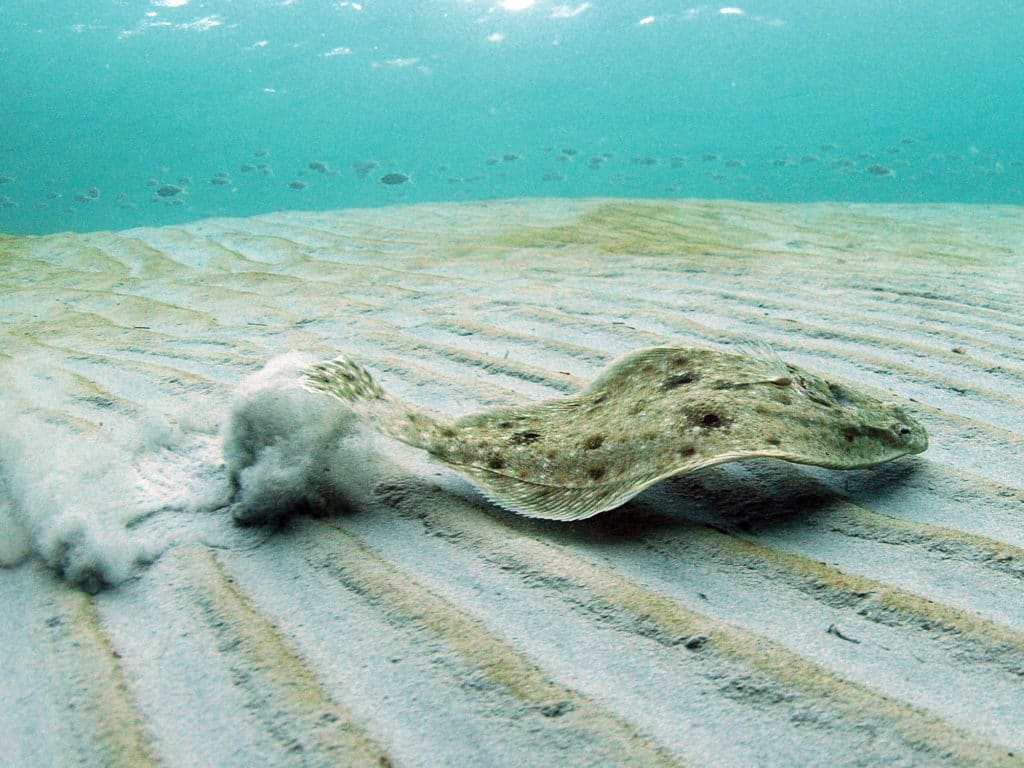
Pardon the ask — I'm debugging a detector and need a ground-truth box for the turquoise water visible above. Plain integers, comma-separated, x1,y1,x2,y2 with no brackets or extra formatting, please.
1,0,1022,235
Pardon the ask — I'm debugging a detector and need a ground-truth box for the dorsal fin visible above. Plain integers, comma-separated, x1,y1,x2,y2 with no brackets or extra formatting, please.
454,464,644,521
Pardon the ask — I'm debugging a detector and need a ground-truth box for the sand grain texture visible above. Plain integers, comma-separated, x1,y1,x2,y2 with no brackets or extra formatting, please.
1,198,1022,767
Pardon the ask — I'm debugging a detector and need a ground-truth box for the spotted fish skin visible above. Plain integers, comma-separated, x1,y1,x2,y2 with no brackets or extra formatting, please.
303,355,455,450
302,346,928,520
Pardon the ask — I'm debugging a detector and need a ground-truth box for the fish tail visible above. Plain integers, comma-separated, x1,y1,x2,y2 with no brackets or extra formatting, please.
303,354,386,404
301,354,448,451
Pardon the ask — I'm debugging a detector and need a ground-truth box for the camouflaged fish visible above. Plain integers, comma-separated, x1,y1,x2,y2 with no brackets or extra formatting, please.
301,345,928,520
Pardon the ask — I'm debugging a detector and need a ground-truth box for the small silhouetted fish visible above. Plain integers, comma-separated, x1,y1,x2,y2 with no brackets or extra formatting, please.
773,158,793,167
541,171,564,181
802,155,819,163
352,160,379,179
254,148,269,157
88,187,100,199
631,156,658,166
899,137,914,144
561,147,579,156
485,157,499,166
502,153,521,162
74,193,93,203
0,195,15,207
45,191,61,200
724,159,743,167
288,180,308,190
156,184,183,197
0,175,13,183
309,160,330,173
701,154,719,162
177,177,191,185
821,143,837,151
145,178,158,187
240,164,256,173
866,164,893,176
210,176,232,185
379,172,410,185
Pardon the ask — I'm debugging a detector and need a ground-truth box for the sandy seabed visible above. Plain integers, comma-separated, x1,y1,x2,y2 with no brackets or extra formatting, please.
1,198,1023,767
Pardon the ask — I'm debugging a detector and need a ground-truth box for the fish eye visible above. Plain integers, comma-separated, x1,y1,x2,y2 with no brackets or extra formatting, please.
895,424,912,435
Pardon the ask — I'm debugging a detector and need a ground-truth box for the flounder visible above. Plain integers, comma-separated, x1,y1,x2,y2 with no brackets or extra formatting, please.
301,345,927,520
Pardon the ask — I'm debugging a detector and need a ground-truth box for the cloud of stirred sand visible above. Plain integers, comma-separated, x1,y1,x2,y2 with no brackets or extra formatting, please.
0,354,376,590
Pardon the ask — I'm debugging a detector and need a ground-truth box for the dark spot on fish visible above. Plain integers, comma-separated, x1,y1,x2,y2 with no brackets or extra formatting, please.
662,372,695,390
588,465,607,481
765,436,781,446
583,434,604,450
510,430,542,445
678,446,697,457
701,413,721,427
827,382,856,408
487,454,506,470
